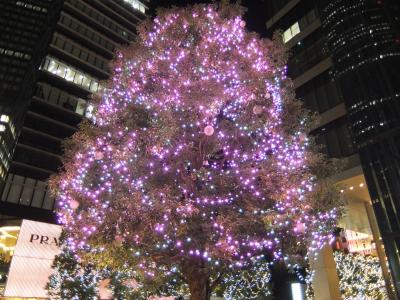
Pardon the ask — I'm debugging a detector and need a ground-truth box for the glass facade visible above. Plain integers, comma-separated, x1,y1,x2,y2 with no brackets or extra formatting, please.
267,0,397,298
0,1,148,223
51,33,110,73
64,0,137,41
296,70,343,113
58,13,116,53
313,117,355,158
0,0,63,184
321,0,400,295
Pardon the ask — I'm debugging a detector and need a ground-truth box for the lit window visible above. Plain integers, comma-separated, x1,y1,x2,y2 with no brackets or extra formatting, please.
82,76,91,89
56,64,66,77
85,104,94,119
283,22,301,43
291,22,300,37
15,1,48,13
90,82,99,92
0,115,10,123
48,60,58,73
75,99,86,115
65,68,75,82
123,0,146,13
74,74,84,85
41,57,101,92
0,125,5,132
0,47,31,60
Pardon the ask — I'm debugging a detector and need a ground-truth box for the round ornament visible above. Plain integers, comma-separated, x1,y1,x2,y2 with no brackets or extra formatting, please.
70,199,80,210
294,222,306,233
95,151,104,160
204,125,214,136
253,105,263,115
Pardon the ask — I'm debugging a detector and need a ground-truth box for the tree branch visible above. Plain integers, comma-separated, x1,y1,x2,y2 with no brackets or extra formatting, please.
210,271,224,290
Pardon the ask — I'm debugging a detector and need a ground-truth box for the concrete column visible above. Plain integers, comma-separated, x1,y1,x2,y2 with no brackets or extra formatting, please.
364,202,397,300
310,245,341,300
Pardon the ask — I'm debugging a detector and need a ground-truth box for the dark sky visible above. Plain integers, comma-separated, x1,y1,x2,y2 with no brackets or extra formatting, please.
148,1,269,37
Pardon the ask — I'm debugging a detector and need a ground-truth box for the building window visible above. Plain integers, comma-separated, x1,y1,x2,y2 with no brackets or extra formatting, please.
0,115,10,123
64,0,136,41
313,117,355,158
35,83,93,118
51,34,109,73
282,9,318,44
15,1,48,13
296,71,343,113
283,22,300,43
0,47,31,60
1,174,54,210
123,0,146,13
40,56,101,92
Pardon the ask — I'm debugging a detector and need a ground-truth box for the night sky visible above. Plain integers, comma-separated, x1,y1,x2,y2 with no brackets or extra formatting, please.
148,0,269,37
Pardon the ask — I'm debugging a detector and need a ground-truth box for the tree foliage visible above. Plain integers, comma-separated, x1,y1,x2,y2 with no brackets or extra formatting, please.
333,251,387,299
50,3,343,298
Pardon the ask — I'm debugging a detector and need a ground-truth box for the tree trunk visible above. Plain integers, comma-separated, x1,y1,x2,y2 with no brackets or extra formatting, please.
182,262,210,300
270,261,292,300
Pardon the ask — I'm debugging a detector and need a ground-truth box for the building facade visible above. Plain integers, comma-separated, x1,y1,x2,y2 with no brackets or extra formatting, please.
266,0,399,298
0,0,149,297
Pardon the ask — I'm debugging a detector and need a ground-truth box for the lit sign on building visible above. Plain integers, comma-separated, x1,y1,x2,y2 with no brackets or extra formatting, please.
3,220,62,298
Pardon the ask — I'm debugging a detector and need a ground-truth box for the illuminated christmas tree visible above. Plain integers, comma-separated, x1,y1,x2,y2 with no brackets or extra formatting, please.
222,260,272,299
50,3,342,299
333,251,387,299
47,233,101,299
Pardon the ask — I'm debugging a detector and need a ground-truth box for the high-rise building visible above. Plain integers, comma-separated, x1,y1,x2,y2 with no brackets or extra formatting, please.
321,0,400,295
0,0,149,297
266,0,399,298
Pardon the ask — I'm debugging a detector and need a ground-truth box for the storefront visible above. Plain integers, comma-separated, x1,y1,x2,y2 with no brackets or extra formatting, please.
0,216,61,299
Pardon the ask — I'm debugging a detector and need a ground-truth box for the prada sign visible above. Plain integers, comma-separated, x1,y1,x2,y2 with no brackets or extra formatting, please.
4,219,62,298
29,233,60,246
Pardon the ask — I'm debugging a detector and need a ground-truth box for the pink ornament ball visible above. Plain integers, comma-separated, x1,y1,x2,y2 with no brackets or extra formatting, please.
95,151,104,160
70,199,79,210
204,125,214,136
252,105,263,115
240,20,246,28
294,222,306,233
265,92,271,99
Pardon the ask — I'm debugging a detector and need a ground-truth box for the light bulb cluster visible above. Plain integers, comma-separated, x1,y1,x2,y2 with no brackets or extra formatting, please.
333,250,387,299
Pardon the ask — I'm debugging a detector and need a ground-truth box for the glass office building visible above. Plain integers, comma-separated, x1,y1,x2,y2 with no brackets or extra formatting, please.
266,0,399,298
321,0,400,296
